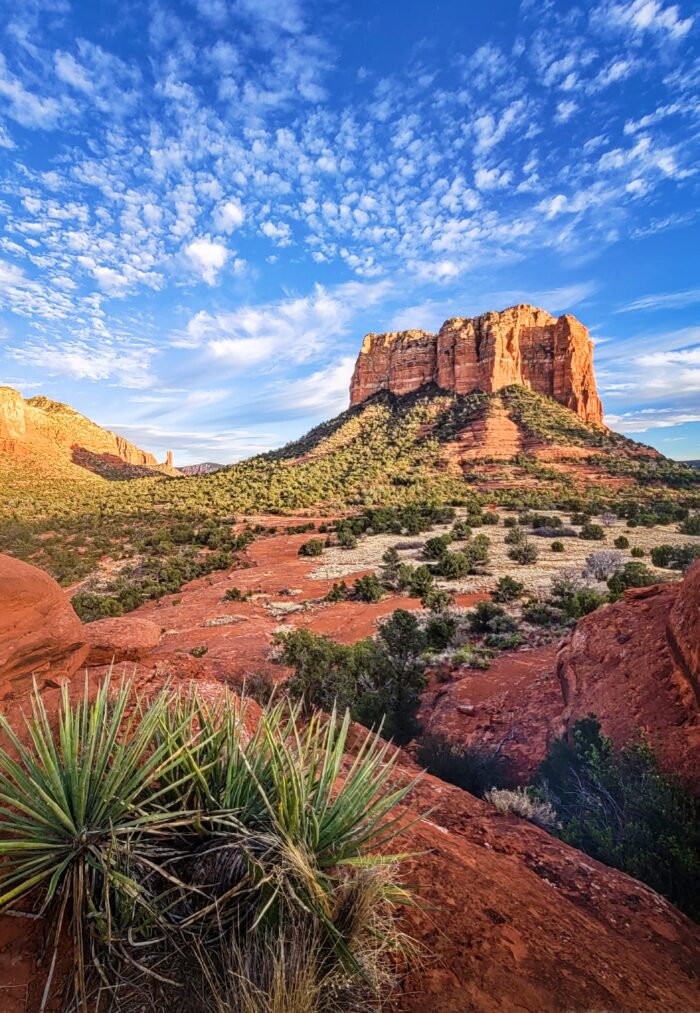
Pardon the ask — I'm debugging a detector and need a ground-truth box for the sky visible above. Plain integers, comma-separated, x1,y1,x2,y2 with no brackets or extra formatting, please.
0,0,699,465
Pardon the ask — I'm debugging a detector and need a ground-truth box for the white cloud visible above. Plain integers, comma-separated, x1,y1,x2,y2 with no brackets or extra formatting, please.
179,281,393,370
599,0,694,38
260,220,292,246
618,288,700,312
9,338,157,389
184,237,229,285
214,199,245,233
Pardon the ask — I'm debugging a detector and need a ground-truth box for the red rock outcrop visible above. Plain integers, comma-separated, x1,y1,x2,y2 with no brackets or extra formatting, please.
556,562,700,790
0,386,158,468
350,304,604,425
0,554,88,699
84,617,161,666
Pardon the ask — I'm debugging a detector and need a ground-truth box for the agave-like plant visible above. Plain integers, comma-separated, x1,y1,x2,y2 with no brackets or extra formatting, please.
0,674,195,1010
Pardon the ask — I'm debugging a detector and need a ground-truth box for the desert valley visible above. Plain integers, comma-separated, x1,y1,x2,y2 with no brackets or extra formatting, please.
1,0,699,1009
1,304,699,1011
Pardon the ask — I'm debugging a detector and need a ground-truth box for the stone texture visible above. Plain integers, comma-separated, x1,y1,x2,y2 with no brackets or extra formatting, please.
556,562,700,790
350,304,604,425
84,617,161,666
0,554,88,699
0,386,158,467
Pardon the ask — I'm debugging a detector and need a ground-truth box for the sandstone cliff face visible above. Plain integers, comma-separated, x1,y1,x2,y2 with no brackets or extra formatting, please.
0,386,158,468
556,562,700,791
350,304,604,425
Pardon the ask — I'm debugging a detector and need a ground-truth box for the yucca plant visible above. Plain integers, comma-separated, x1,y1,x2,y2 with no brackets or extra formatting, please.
0,674,196,1010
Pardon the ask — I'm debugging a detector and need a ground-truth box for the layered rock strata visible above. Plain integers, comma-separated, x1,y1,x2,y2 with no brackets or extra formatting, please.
350,304,604,425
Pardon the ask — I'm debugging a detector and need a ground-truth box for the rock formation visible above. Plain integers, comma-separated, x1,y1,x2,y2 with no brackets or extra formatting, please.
350,304,604,425
83,617,161,666
556,562,700,790
0,555,88,700
0,386,158,468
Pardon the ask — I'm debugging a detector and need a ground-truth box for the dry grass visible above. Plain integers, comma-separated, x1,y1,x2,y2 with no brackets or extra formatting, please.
485,787,560,832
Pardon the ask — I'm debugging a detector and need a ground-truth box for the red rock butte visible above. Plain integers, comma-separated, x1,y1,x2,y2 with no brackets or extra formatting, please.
349,303,604,425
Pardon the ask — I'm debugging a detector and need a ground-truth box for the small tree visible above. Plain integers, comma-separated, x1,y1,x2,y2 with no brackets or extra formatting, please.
584,549,624,581
353,573,384,603
299,538,324,557
508,540,538,565
492,575,524,603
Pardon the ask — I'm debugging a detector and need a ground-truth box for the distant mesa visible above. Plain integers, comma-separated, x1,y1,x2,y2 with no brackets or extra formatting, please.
0,385,165,477
177,462,225,476
350,303,604,426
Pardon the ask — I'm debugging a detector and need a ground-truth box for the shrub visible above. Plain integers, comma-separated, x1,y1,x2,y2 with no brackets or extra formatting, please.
508,541,539,565
468,601,518,635
614,535,630,549
492,575,525,603
380,546,401,585
451,520,472,540
409,564,434,599
532,525,577,538
522,601,562,626
631,546,645,558
280,610,428,745
416,734,514,797
424,534,453,559
299,538,324,557
551,540,565,552
503,516,517,528
353,573,384,603
584,549,624,581
190,645,208,658
425,613,457,650
337,527,358,549
422,586,454,612
530,514,563,529
679,513,700,535
579,522,605,541
651,543,700,570
482,511,500,525
438,550,471,579
223,586,247,601
504,526,525,546
324,580,350,602
607,561,657,595
485,787,560,831
536,716,700,920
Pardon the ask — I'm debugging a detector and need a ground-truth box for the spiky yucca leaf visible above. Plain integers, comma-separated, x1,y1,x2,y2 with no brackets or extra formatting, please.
0,674,196,1009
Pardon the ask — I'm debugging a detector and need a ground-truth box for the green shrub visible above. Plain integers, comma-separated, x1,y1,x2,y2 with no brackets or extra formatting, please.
424,534,453,559
425,613,457,650
337,526,358,549
679,514,700,535
631,546,645,557
492,575,525,603
223,586,247,601
579,522,605,541
416,734,514,797
614,535,629,549
409,564,434,599
324,581,350,602
522,601,562,626
650,543,700,570
536,716,700,920
482,511,500,525
451,520,472,540
353,573,384,603
508,541,539,565
607,561,657,595
551,540,565,552
468,601,518,636
298,538,324,557
190,645,208,657
504,526,525,545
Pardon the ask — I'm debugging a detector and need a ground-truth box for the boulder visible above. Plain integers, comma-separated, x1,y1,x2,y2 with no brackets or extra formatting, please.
349,303,604,425
0,554,88,699
556,563,700,790
84,617,161,666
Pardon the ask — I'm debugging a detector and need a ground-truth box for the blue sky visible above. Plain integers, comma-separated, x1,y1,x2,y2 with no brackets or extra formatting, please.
0,0,699,464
